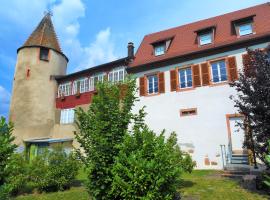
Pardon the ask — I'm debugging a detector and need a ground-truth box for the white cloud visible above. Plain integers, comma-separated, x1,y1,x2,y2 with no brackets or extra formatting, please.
0,0,119,73
76,27,118,71
0,85,11,118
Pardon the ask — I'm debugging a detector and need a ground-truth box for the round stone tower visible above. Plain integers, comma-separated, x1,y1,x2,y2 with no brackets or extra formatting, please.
9,13,68,146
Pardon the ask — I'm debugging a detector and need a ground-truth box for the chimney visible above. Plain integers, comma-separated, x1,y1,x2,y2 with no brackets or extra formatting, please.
127,42,134,59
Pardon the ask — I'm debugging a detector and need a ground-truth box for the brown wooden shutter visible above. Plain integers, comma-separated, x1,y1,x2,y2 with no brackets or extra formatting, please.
192,64,201,87
227,56,238,81
158,72,165,93
242,53,253,77
139,76,146,96
170,69,177,91
201,63,210,86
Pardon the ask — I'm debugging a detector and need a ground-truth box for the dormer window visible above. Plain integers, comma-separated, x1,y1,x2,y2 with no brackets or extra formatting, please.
232,15,255,37
199,32,212,46
195,26,215,46
40,47,49,61
238,22,253,36
154,43,165,56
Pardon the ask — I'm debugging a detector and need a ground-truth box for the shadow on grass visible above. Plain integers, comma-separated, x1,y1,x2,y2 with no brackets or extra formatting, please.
178,179,196,189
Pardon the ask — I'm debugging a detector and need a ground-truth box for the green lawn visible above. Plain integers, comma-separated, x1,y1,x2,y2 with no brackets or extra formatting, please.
15,170,268,200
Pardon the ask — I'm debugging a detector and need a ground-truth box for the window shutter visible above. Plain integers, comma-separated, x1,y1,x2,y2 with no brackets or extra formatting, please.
158,72,165,93
139,76,146,96
201,63,210,86
192,65,201,87
227,56,238,81
170,69,177,91
242,53,254,77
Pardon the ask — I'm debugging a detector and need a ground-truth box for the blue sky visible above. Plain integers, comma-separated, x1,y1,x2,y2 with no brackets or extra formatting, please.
0,0,266,118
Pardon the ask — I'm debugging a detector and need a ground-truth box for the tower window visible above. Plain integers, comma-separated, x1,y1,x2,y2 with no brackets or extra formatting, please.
40,47,49,61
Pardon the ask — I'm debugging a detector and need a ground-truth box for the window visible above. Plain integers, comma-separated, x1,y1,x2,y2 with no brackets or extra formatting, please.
60,108,75,124
108,68,125,83
179,67,192,89
147,74,158,94
89,73,104,91
154,44,165,56
180,108,197,117
199,33,212,45
238,23,253,36
40,47,49,61
79,78,89,93
72,81,79,95
211,60,227,83
58,82,71,97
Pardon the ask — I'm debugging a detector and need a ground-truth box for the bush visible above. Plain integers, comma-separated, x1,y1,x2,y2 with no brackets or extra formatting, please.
0,116,17,199
35,147,79,192
4,147,79,196
111,124,194,200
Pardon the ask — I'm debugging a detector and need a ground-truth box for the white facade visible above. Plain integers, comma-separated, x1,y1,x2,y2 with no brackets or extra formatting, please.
132,43,268,169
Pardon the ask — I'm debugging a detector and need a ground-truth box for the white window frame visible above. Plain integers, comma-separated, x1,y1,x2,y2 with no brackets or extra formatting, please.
178,67,193,89
108,68,125,83
210,60,228,83
238,22,253,36
199,33,212,45
154,44,165,56
72,80,78,95
89,73,105,91
60,108,75,124
79,78,89,93
147,74,158,94
58,82,71,97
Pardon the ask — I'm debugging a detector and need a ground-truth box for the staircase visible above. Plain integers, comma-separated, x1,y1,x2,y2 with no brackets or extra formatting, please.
231,153,249,165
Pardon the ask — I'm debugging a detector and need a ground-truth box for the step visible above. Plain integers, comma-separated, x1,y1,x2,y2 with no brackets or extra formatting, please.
221,173,245,178
231,154,249,158
224,164,251,171
222,170,250,175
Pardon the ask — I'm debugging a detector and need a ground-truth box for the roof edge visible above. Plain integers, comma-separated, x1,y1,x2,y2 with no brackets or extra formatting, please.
17,45,69,62
55,57,130,81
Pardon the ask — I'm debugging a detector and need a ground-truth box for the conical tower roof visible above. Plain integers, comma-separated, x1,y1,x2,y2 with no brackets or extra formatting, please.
19,13,62,54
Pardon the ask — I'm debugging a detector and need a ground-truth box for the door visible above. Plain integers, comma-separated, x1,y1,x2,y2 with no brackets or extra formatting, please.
226,114,246,154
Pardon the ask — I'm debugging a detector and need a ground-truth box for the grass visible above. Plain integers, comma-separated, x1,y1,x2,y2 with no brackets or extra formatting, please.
179,170,269,200
15,170,269,200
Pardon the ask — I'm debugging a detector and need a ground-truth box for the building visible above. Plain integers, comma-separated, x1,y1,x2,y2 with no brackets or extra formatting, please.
9,3,270,168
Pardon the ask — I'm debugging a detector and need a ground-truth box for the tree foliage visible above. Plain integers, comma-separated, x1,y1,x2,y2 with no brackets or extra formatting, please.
230,48,270,166
75,79,194,199
75,79,138,199
0,117,17,199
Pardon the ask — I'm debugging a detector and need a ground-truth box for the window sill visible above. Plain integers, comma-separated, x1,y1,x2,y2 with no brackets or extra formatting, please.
209,81,229,87
145,92,160,97
177,87,195,92
40,58,49,62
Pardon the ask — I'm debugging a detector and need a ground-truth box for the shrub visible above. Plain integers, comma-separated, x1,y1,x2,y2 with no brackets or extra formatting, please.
0,116,17,199
111,124,194,200
263,141,270,190
35,147,79,192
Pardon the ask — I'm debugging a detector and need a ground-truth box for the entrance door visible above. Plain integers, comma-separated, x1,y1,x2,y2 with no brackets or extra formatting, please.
226,114,246,154
229,116,245,153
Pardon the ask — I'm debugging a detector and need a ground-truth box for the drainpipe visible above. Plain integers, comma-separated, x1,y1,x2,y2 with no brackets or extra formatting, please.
220,145,225,169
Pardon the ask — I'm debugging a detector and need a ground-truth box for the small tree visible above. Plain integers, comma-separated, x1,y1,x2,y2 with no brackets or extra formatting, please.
230,48,270,166
75,79,138,199
0,117,17,199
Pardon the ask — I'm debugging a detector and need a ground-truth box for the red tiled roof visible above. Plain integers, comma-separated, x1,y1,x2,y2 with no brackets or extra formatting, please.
130,3,270,67
20,13,62,53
